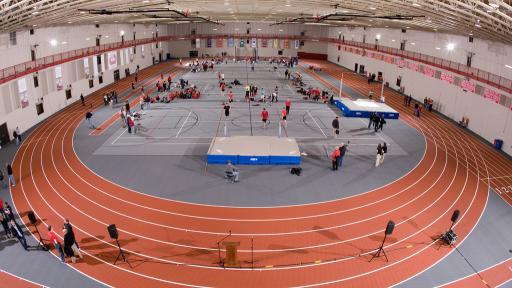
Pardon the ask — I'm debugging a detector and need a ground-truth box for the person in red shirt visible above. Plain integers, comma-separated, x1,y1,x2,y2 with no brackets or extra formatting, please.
285,98,292,115
48,225,65,262
331,147,340,171
261,108,269,128
281,107,287,128
227,90,234,103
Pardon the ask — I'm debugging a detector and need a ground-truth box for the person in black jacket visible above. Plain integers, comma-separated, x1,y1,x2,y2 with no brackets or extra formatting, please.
0,213,13,238
373,114,381,132
10,219,28,250
80,94,85,106
63,227,83,263
332,117,340,138
64,218,79,249
378,115,386,131
6,163,14,187
368,112,375,129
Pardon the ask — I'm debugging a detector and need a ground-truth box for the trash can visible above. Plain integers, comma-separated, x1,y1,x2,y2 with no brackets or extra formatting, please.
494,139,503,150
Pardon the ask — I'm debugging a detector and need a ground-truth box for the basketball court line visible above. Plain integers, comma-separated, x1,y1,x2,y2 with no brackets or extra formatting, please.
175,111,192,137
307,110,328,139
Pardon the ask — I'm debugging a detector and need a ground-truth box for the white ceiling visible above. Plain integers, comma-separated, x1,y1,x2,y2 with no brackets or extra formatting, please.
1,0,512,43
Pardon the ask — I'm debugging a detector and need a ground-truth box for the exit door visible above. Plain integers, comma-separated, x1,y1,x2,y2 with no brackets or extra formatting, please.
359,64,365,74
354,63,358,72
0,123,10,146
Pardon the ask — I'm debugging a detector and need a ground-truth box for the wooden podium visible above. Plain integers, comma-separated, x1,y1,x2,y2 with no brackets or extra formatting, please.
222,241,240,267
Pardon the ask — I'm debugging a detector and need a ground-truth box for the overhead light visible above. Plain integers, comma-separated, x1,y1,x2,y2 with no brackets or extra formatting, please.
86,37,90,40
32,11,39,15
505,64,512,69
50,39,57,46
385,26,389,28
475,24,481,27
426,19,432,23
285,4,291,7
489,0,500,8
342,10,349,13
446,43,455,51
61,41,67,45
80,11,85,14
279,29,283,32
406,26,410,29
412,3,421,7
142,0,149,3
435,47,441,50
369,7,376,10
32,24,38,27
410,42,415,45
120,30,125,35
369,20,373,22
376,34,381,39
257,28,262,31
68,21,73,24
391,39,395,42
114,21,118,23
213,28,217,31
105,35,109,38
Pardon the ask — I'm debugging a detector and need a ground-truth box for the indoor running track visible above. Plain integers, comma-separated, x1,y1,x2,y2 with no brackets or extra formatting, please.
9,60,503,287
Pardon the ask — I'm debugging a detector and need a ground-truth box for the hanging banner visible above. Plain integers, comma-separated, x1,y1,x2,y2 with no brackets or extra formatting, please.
484,88,500,103
240,39,245,48
284,39,289,49
440,72,454,84
261,39,268,48
227,37,234,47
461,80,476,93
423,66,435,78
108,51,118,70
207,38,212,48
217,38,223,48
294,40,300,49
273,39,279,48
195,38,200,49
251,38,257,48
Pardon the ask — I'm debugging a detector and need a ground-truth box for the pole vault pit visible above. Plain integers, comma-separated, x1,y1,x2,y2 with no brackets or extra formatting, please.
206,136,301,165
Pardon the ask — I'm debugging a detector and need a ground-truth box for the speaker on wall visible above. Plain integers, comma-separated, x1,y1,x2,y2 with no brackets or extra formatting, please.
402,28,406,33
108,224,119,239
385,221,395,235
469,35,474,42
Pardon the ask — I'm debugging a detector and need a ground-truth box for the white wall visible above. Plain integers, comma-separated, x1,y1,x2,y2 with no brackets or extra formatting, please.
327,28,512,156
0,23,168,70
0,42,163,144
327,27,512,82
166,22,329,58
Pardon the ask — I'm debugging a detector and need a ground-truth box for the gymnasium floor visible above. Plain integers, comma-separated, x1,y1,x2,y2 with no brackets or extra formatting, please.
0,59,510,287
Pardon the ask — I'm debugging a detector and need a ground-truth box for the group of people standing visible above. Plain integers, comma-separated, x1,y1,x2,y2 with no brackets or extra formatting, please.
1,200,28,250
48,219,83,263
368,113,387,132
331,143,348,171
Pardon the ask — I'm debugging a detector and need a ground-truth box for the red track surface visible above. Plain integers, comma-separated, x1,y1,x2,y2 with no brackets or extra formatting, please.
9,60,511,287
439,258,512,288
0,270,45,288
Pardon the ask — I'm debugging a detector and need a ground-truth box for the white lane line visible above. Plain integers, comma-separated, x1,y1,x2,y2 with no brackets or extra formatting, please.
110,128,127,145
482,175,512,180
307,110,328,139
176,111,192,138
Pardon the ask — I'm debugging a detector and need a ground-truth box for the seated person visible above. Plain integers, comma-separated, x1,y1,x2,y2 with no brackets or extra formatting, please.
225,161,239,182
459,117,469,128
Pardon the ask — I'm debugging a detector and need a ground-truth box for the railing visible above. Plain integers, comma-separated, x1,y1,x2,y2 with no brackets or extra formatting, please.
1,34,511,94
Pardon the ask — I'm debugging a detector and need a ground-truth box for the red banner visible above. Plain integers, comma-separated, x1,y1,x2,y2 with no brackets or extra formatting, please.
261,39,268,48
484,88,500,103
216,38,223,48
440,72,454,84
284,39,289,49
461,80,476,93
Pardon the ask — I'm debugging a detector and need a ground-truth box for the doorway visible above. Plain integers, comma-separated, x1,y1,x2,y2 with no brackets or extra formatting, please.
0,123,9,146
359,64,365,74
114,69,120,82
354,63,358,72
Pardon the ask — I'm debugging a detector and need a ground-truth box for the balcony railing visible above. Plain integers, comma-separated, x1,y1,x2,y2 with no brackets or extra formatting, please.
1,34,511,94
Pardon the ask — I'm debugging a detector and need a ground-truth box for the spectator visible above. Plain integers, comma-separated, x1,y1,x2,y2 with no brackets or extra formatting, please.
48,225,65,262
375,143,383,167
80,94,85,106
10,220,28,250
331,147,340,171
6,163,15,187
63,227,83,263
332,117,340,138
85,111,95,129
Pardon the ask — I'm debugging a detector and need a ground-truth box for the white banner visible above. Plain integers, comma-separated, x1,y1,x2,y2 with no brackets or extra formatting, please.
251,38,257,48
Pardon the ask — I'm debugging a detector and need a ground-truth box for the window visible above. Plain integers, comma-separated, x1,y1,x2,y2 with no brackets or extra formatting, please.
9,32,16,45
84,58,90,79
55,65,63,91
18,78,29,108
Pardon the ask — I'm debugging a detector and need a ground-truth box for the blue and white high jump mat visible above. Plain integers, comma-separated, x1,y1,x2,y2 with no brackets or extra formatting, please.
206,136,301,165
334,98,400,119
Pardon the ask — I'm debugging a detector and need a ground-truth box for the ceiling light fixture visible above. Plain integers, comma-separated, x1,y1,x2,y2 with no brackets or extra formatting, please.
369,7,376,10
446,43,455,51
505,64,512,69
435,47,441,50
376,34,381,39
50,39,57,46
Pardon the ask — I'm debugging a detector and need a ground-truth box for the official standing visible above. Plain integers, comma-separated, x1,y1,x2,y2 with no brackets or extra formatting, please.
11,220,28,250
6,163,15,187
375,143,383,167
332,116,340,138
